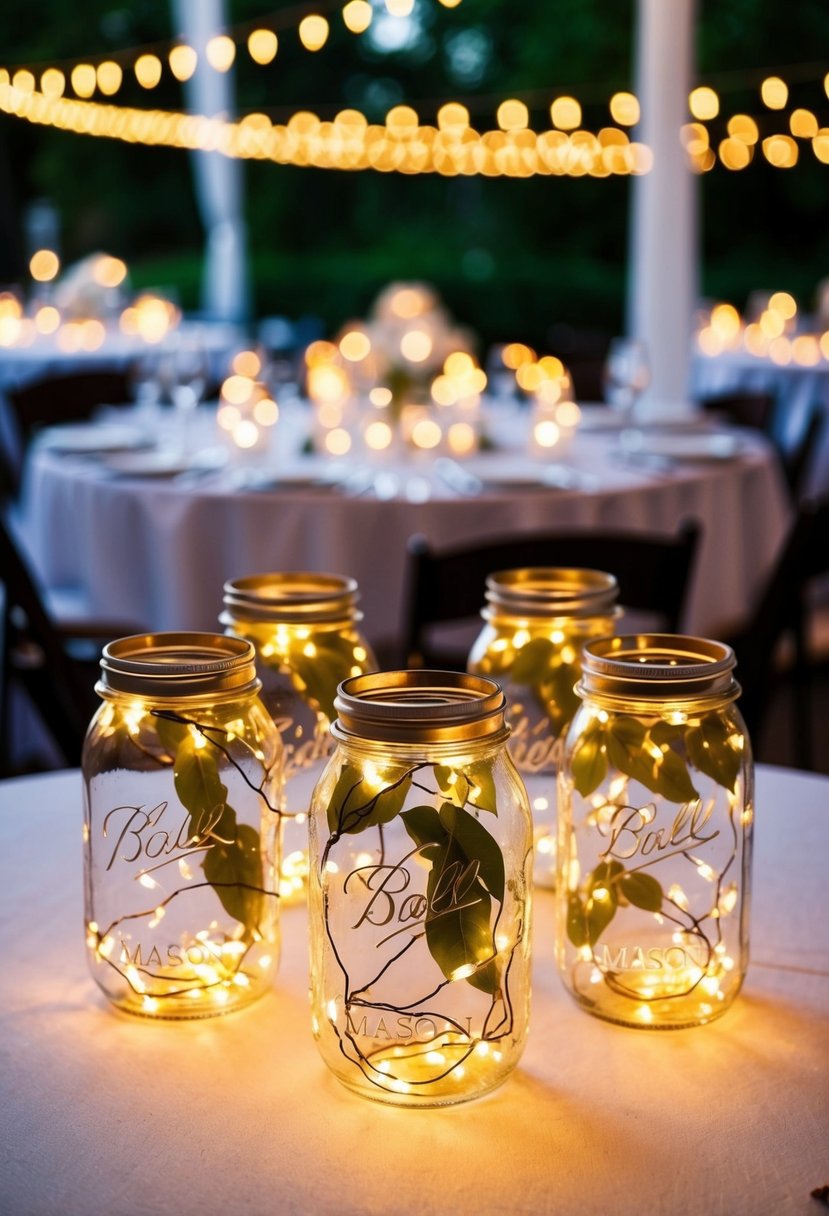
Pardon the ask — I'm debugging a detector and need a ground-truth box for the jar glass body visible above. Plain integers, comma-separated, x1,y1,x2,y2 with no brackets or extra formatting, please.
221,574,376,900
467,569,618,887
556,637,753,1030
82,638,283,1019
308,674,533,1107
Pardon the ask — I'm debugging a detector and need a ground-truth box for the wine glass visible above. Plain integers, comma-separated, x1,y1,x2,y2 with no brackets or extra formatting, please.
603,338,650,417
162,337,210,455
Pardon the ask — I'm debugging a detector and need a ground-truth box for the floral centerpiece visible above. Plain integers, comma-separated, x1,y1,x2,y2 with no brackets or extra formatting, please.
305,282,488,458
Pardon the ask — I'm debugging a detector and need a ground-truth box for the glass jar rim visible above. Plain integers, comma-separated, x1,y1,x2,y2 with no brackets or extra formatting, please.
579,633,738,700
332,669,507,744
97,632,261,699
221,571,361,624
484,567,619,619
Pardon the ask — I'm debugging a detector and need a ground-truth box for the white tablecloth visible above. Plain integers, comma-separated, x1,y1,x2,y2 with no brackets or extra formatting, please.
0,321,242,469
21,407,791,655
0,763,826,1215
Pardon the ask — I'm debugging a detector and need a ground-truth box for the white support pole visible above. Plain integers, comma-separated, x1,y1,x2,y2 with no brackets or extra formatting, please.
628,0,698,413
172,0,249,322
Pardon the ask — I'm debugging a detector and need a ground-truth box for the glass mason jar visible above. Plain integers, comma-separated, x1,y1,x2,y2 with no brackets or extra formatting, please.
82,633,283,1019
220,573,376,901
308,670,533,1107
467,568,620,886
556,635,753,1030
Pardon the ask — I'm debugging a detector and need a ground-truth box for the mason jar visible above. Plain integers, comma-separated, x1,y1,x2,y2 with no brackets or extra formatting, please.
308,670,533,1107
221,573,376,900
82,633,283,1019
556,634,753,1030
467,568,620,886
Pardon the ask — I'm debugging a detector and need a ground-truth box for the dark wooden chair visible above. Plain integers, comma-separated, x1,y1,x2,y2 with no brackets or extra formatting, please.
700,390,776,431
5,369,132,495
700,390,825,501
402,521,701,670
0,511,143,773
725,494,829,769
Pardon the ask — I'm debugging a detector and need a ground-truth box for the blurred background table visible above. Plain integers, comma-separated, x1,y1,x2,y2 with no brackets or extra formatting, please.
0,762,826,1216
19,403,791,659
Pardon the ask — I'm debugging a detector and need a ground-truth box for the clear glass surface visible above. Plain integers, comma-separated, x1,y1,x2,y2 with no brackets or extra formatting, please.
308,734,533,1106
82,691,282,1018
556,697,753,1029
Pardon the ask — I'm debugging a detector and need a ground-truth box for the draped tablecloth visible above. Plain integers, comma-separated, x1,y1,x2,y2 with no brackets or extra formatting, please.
0,764,826,1216
20,409,791,656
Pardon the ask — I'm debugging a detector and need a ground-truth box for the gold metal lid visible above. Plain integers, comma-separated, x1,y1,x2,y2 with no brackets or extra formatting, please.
579,634,739,701
332,670,507,744
484,567,619,619
98,632,261,699
220,572,361,624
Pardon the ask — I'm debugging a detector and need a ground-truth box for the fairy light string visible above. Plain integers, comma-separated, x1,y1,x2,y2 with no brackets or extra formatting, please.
1,0,826,176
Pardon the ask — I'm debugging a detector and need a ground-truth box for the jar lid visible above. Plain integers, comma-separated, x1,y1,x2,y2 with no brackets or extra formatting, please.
221,572,360,624
332,670,507,744
579,634,738,701
484,568,619,619
98,632,261,699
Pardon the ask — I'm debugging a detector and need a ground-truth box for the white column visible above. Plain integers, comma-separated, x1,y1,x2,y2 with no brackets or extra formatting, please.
628,0,698,413
172,0,249,322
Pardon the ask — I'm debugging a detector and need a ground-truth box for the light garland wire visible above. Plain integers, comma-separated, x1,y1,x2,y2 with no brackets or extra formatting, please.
1,2,827,176
0,77,652,178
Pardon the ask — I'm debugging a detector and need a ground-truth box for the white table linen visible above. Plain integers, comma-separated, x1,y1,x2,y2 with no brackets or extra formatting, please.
0,763,826,1216
21,405,791,655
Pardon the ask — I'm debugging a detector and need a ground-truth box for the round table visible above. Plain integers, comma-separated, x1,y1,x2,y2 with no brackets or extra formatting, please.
0,763,826,1215
21,403,791,656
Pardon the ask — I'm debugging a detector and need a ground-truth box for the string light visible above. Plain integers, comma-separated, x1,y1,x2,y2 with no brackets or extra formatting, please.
3,14,826,180
0,79,653,178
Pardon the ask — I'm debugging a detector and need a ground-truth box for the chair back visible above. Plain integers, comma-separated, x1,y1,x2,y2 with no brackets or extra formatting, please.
700,391,776,431
402,521,701,668
5,369,131,495
771,401,826,500
0,513,100,769
730,495,829,751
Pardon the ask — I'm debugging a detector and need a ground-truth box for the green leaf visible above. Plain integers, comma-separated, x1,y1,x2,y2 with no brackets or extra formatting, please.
440,802,505,902
401,802,503,995
202,815,265,931
685,713,741,793
651,720,684,746
327,760,412,836
535,662,581,731
566,883,618,948
434,764,470,807
606,716,658,791
174,735,227,834
619,871,663,912
263,633,362,724
566,860,623,948
566,892,590,948
654,746,699,803
589,859,624,890
464,760,498,814
152,711,189,759
171,734,268,935
608,716,646,748
571,722,608,797
510,636,555,684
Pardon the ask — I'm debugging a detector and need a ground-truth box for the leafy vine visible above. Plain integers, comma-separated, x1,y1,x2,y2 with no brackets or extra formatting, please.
88,709,280,1004
564,710,745,1005
318,756,527,1094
